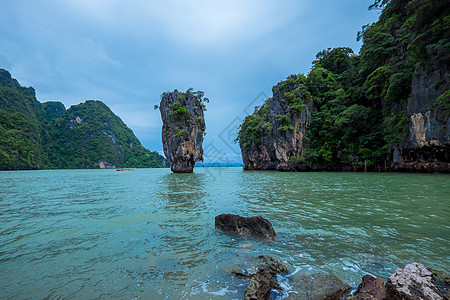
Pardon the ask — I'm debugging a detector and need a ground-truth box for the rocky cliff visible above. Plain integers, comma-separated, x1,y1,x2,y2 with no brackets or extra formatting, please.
238,75,313,171
238,0,449,173
391,62,450,172
159,89,206,173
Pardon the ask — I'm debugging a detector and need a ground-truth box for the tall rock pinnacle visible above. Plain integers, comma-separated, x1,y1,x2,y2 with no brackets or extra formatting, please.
159,89,207,173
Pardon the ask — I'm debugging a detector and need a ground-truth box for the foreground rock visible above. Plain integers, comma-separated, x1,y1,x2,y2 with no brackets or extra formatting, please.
215,214,276,240
237,256,289,300
159,89,206,173
347,275,386,300
287,272,351,300
386,263,448,300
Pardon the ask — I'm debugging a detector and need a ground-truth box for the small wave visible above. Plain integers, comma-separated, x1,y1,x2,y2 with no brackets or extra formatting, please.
197,281,238,297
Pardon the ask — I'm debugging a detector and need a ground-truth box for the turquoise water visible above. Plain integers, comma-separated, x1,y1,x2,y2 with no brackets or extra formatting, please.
0,168,449,299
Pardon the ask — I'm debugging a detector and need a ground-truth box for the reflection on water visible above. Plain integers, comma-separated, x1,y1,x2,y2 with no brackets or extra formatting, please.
0,168,449,299
160,172,207,210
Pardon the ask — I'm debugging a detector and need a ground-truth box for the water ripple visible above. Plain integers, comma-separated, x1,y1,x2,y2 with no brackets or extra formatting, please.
0,169,449,299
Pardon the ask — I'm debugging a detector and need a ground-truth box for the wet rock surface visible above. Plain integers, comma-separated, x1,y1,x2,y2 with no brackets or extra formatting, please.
287,272,351,300
385,263,445,300
215,214,276,240
347,275,386,300
238,256,289,300
159,89,206,173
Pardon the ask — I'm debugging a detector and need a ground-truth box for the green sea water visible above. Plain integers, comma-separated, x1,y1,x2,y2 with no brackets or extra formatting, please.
0,168,449,299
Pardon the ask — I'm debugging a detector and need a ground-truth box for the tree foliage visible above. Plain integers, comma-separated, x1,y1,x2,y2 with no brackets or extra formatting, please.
237,0,449,170
0,70,165,170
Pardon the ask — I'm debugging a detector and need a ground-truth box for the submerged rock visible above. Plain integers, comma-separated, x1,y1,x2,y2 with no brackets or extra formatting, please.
159,89,206,173
287,272,351,300
215,214,276,240
243,255,290,300
347,275,386,300
385,263,448,300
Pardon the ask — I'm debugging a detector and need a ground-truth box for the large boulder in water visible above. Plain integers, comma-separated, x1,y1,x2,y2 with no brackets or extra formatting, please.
385,263,449,300
215,214,276,240
347,275,386,300
287,272,351,300
159,89,206,173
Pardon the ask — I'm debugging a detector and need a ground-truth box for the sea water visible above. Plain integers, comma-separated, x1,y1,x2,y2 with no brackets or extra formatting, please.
1,168,449,299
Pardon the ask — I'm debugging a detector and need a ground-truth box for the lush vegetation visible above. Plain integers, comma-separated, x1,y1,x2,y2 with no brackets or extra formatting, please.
0,69,165,170
160,88,208,138
237,0,449,169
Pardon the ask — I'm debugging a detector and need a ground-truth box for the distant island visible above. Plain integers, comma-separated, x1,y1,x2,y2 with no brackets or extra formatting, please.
236,0,449,173
0,69,165,170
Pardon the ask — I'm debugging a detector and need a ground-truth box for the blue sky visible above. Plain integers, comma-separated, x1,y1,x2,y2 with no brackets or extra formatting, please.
0,0,380,163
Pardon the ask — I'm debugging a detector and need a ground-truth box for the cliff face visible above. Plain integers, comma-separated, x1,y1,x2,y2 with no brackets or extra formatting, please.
0,68,165,170
392,62,450,172
239,75,313,171
159,89,206,173
381,0,450,172
238,0,449,173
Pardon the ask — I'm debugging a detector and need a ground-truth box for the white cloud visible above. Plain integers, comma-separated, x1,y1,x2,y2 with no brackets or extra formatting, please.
111,103,162,128
60,0,302,47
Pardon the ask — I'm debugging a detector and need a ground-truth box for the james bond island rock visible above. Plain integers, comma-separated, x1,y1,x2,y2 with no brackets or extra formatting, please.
347,275,386,300
215,214,276,240
237,0,449,173
159,89,207,173
385,263,449,300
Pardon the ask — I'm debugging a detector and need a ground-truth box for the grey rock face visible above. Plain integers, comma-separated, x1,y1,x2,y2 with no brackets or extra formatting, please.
240,75,313,171
159,89,206,173
392,61,450,173
385,263,444,300
215,214,276,240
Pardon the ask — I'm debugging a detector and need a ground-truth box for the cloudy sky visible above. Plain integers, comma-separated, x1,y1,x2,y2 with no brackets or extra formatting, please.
0,0,380,163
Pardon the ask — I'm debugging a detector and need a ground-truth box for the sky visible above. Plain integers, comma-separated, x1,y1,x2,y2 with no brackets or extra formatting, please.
0,0,380,163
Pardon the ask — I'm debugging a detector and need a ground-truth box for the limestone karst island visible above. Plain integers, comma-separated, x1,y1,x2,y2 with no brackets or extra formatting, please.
0,0,449,299
158,89,207,173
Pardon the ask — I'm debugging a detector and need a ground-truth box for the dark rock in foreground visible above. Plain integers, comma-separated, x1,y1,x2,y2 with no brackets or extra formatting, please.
386,263,448,300
242,256,289,300
287,272,351,300
215,214,276,240
159,89,206,173
429,268,450,300
347,275,386,300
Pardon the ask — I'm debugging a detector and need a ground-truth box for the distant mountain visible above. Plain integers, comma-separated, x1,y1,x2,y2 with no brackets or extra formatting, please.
0,69,165,170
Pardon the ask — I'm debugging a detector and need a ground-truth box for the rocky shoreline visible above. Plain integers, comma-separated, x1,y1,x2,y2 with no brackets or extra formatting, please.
215,214,449,300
